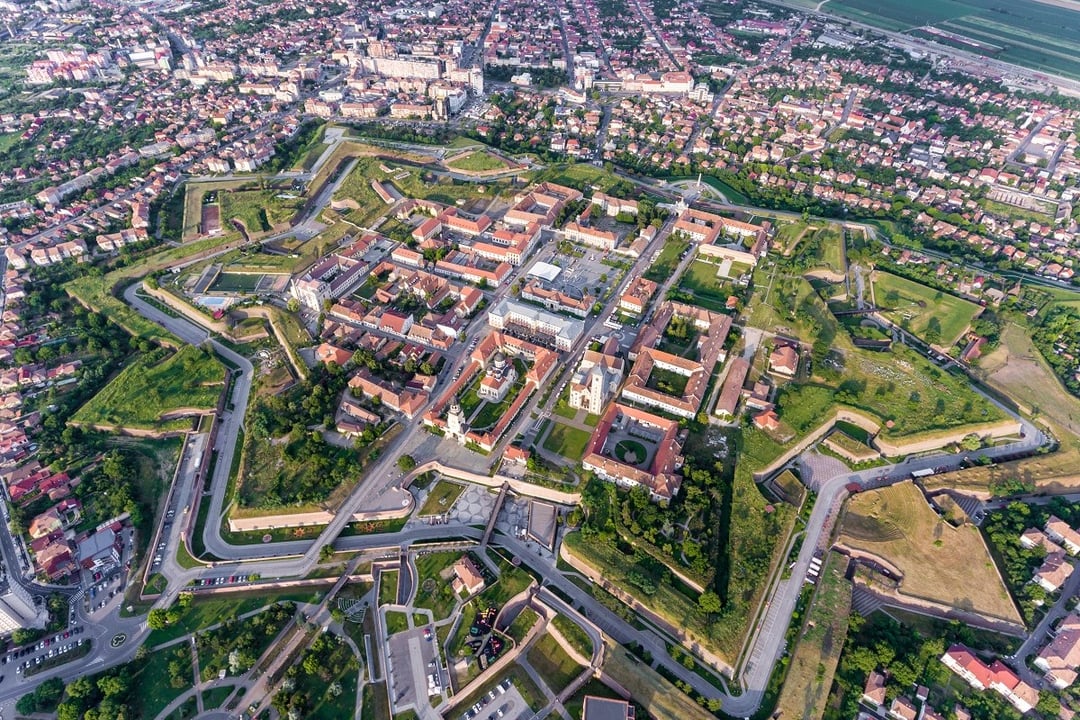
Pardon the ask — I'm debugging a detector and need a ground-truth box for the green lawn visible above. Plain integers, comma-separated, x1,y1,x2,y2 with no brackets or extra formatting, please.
872,270,982,346
447,602,479,660
645,235,690,282
446,151,510,172
335,154,508,227
197,603,295,681
478,563,534,607
290,635,361,720
201,684,235,709
506,607,540,644
362,682,392,720
133,646,193,720
413,551,462,621
527,632,586,692
542,422,592,462
775,221,811,254
552,615,594,658
418,480,465,516
72,345,225,431
379,570,399,607
146,592,320,646
385,610,409,635
219,187,301,235
678,259,730,302
613,440,648,465
775,551,851,720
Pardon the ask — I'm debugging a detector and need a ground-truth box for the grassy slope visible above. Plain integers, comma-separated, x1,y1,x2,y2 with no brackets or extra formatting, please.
838,481,1021,623
774,551,852,720
72,345,225,430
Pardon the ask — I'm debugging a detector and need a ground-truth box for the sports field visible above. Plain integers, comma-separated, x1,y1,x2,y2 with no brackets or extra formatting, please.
820,0,1080,79
838,481,1021,623
872,270,981,346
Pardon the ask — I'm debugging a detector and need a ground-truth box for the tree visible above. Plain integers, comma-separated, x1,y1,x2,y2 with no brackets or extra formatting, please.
318,544,335,563
147,608,170,629
66,676,95,699
1037,691,1061,718
698,590,722,615
97,674,129,699
57,702,81,720
287,297,300,313
15,695,36,715
961,434,981,451
397,454,417,472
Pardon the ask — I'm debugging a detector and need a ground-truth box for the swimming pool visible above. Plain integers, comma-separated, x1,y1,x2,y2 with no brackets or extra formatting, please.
194,295,233,310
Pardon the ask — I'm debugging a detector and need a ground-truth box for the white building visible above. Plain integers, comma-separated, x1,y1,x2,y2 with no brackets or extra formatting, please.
568,342,624,413
0,585,46,635
488,298,585,351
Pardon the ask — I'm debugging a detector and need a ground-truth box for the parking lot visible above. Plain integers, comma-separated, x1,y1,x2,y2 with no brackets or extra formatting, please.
536,239,624,302
6,626,87,678
459,677,530,720
386,621,446,713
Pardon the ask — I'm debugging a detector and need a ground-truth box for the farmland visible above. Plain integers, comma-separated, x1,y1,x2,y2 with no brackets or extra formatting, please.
819,0,1080,80
871,270,982,347
838,481,1021,623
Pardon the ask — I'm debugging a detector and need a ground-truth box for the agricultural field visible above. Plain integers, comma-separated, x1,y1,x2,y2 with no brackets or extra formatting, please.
838,481,1021,623
72,346,225,431
819,0,1080,79
445,150,511,173
871,270,982,347
775,551,852,720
